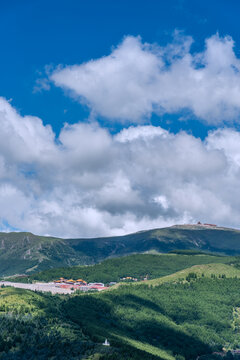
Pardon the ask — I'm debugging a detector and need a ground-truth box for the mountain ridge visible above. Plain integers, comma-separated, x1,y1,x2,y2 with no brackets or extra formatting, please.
1,224,240,276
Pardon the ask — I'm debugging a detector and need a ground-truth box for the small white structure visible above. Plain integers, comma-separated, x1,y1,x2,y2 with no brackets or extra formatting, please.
88,283,105,287
102,338,110,346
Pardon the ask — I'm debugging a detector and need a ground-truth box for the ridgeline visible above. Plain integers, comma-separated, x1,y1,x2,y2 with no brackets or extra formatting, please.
1,224,240,276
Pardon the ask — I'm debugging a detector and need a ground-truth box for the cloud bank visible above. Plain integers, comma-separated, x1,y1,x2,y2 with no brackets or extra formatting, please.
51,33,240,124
1,97,240,237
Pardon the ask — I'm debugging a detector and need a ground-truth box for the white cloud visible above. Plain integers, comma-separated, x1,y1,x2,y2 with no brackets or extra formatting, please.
0,98,56,163
51,33,240,124
1,98,240,237
153,195,169,210
33,78,51,93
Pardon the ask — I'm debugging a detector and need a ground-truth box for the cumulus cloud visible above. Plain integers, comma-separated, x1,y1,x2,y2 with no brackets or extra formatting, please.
1,98,240,237
51,33,240,124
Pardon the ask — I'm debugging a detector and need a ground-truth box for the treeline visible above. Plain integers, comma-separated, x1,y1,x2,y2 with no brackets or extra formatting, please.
169,249,219,255
11,253,234,283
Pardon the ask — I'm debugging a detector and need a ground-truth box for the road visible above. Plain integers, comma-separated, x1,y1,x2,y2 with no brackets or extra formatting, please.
0,281,73,294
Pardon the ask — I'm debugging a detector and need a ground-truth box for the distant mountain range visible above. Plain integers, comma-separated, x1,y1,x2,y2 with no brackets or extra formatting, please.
1,224,240,276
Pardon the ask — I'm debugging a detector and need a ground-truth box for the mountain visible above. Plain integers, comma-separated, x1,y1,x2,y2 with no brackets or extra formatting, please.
0,232,93,276
1,223,240,276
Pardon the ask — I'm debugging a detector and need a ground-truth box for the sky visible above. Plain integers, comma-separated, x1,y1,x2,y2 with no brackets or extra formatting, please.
1,0,240,237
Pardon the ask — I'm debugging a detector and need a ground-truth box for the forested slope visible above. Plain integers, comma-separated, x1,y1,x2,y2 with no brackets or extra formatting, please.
2,267,240,359
16,253,235,283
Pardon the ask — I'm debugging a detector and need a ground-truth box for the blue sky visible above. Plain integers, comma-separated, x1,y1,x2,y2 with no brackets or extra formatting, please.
2,1,240,237
1,0,240,137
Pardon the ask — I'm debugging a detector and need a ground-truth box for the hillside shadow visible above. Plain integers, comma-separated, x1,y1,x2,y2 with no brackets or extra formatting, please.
109,293,166,313
63,293,212,359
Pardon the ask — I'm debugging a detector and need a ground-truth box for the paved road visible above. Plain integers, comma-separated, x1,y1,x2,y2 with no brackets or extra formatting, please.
0,281,73,294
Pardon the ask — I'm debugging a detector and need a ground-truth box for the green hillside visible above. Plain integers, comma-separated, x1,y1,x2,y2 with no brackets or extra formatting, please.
0,286,116,360
59,263,240,359
66,224,240,260
17,253,235,283
3,265,240,359
65,276,240,359
2,224,240,276
0,232,93,277
143,263,240,286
